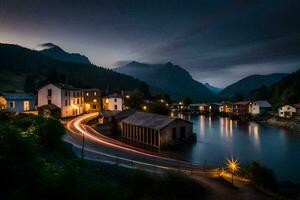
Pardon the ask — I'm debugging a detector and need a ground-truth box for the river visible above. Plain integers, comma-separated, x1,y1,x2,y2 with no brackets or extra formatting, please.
170,115,300,182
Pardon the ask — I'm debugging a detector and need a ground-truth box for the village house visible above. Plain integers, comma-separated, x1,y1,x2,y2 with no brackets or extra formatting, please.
188,103,200,113
199,103,209,112
249,100,271,115
219,102,233,113
102,93,123,111
37,83,84,118
233,101,251,115
0,92,36,113
278,103,300,118
121,111,193,148
82,88,101,113
209,103,221,113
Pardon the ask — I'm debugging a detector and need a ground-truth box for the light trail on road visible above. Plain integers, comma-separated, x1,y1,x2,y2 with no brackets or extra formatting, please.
66,113,219,172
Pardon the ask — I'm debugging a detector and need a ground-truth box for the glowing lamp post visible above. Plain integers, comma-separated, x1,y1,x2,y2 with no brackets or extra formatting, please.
143,105,147,111
226,158,239,186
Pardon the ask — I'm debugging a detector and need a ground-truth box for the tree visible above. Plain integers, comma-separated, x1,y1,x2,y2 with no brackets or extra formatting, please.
137,82,151,99
241,161,277,192
234,93,244,101
35,118,65,149
24,74,39,93
124,92,144,109
148,102,170,115
183,97,192,106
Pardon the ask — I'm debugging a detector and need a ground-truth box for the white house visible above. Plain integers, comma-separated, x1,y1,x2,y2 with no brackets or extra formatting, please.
278,103,300,118
37,83,84,118
278,105,296,118
102,93,123,111
249,100,271,115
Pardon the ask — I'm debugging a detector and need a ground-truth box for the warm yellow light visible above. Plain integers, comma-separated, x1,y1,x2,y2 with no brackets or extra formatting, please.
160,99,164,103
126,95,130,99
226,158,239,173
105,98,109,103
179,101,182,105
166,103,169,106
143,105,147,110
93,99,97,103
86,92,89,96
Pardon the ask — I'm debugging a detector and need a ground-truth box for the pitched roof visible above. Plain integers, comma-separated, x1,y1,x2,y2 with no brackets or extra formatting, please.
115,109,137,120
100,110,120,118
189,104,200,106
0,92,35,100
82,88,101,92
293,103,300,109
253,100,271,107
38,82,80,90
122,111,191,130
106,93,123,98
199,103,209,106
234,101,250,105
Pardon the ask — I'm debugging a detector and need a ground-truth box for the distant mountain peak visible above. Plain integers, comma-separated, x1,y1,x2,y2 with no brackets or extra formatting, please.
116,61,215,101
204,83,223,94
218,73,288,100
39,43,91,64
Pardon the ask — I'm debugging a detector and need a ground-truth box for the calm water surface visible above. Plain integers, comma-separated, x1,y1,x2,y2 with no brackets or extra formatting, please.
170,115,300,182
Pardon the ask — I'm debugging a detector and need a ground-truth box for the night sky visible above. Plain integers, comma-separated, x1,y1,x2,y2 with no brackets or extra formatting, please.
1,0,300,87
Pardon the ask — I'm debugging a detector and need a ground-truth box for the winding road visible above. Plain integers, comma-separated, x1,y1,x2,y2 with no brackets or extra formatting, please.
65,112,219,175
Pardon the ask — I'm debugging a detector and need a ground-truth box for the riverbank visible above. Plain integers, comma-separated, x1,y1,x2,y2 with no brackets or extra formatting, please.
264,117,300,133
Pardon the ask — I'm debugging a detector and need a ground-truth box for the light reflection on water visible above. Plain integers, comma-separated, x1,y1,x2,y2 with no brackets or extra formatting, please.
170,114,300,182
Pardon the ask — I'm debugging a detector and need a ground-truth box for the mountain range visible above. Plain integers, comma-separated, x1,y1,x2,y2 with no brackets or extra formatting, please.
115,61,215,101
39,43,91,64
218,73,288,100
0,43,144,93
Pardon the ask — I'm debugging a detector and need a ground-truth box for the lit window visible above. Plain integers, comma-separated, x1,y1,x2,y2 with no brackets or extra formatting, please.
94,92,97,96
93,99,97,103
105,98,109,103
86,92,89,96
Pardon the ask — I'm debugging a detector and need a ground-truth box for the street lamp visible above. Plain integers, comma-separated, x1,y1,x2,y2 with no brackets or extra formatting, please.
143,105,147,111
226,158,239,186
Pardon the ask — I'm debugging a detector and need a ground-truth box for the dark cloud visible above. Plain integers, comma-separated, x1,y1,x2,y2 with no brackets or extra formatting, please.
0,0,300,87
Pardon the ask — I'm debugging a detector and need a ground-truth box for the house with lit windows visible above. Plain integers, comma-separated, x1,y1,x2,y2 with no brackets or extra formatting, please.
82,88,101,113
278,103,300,118
102,93,123,111
37,82,84,118
249,100,271,115
0,92,36,112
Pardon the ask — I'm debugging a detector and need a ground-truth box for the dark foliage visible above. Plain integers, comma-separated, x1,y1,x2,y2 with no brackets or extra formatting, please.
250,68,300,108
240,161,278,192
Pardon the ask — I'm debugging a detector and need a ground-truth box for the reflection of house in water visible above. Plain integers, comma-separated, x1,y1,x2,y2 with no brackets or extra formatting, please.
219,117,233,137
248,122,260,149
